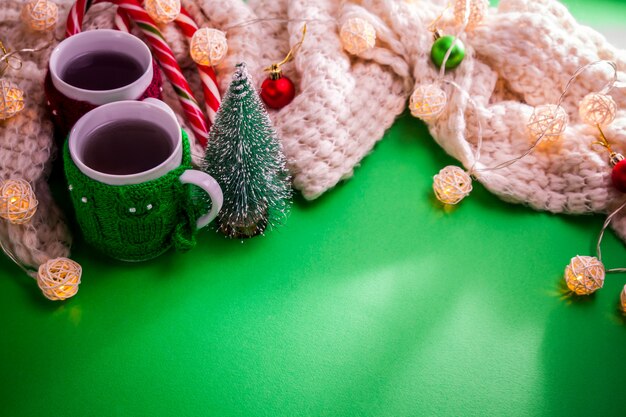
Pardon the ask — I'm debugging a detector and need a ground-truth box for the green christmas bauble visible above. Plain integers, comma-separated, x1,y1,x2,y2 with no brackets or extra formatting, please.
431,35,465,70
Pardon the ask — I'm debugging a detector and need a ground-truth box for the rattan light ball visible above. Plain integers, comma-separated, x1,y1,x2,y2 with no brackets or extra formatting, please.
190,28,228,66
0,179,38,224
564,255,605,295
454,0,489,31
579,92,617,127
340,18,376,55
0,79,25,121
527,104,569,142
21,0,58,32
37,257,82,301
621,285,626,313
409,84,447,121
144,0,180,24
433,165,473,205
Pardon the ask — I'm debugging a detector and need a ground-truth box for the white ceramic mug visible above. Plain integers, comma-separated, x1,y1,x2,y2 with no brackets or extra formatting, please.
68,98,223,229
49,29,153,105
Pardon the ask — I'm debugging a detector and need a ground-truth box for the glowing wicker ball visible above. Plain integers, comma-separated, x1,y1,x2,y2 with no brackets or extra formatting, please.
190,28,228,66
340,18,376,55
144,0,180,24
0,179,38,224
579,92,617,127
37,257,82,301
527,104,569,142
410,84,447,121
454,0,489,31
621,285,626,313
564,255,605,296
433,165,473,205
0,79,25,121
21,0,58,31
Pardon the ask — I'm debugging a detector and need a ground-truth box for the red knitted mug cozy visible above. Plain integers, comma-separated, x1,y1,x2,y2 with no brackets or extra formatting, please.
43,60,163,139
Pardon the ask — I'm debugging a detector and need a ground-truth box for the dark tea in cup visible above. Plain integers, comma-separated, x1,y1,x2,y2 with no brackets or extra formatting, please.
61,52,145,91
82,119,173,176
49,30,154,105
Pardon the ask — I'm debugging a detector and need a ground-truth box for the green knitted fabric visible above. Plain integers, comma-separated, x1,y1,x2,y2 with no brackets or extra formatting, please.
64,131,202,261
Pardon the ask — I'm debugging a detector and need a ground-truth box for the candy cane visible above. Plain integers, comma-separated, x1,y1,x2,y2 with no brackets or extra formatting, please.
115,5,220,123
174,7,220,123
66,0,209,147
114,7,132,33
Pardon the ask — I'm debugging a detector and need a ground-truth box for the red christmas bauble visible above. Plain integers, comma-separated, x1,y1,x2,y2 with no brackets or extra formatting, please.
260,75,295,109
611,159,626,192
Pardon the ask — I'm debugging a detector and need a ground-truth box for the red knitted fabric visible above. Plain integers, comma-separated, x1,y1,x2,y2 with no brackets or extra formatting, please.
44,59,163,139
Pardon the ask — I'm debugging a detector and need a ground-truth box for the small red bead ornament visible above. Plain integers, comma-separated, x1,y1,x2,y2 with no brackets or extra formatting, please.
260,24,306,110
260,65,295,110
610,154,626,192
592,125,626,192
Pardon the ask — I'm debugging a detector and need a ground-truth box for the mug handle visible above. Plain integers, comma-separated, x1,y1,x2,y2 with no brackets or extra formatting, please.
179,170,223,229
143,98,222,229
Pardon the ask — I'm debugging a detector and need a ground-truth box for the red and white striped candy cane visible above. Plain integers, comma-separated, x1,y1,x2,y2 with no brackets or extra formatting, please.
66,0,210,147
174,6,220,123
114,7,132,33
115,5,220,123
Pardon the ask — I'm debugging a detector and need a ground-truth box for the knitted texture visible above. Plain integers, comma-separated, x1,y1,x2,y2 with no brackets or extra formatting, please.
190,0,412,199
63,130,200,261
0,2,70,269
309,0,626,238
44,60,164,138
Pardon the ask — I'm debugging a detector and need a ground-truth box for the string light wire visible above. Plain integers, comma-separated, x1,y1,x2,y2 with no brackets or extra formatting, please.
459,60,619,175
263,24,307,76
425,0,619,176
0,39,52,76
596,200,626,274
0,230,38,279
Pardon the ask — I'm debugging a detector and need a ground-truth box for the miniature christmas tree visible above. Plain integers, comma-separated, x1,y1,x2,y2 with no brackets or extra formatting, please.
202,62,292,238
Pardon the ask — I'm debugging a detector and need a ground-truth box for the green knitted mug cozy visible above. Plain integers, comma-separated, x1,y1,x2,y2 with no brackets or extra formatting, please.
64,131,203,261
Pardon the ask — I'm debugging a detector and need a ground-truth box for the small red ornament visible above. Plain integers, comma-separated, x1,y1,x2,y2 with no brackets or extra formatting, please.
592,127,626,193
260,65,295,110
259,24,307,110
611,155,626,192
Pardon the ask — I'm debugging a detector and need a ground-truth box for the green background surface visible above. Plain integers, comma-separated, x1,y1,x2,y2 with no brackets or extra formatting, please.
2,1,626,416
